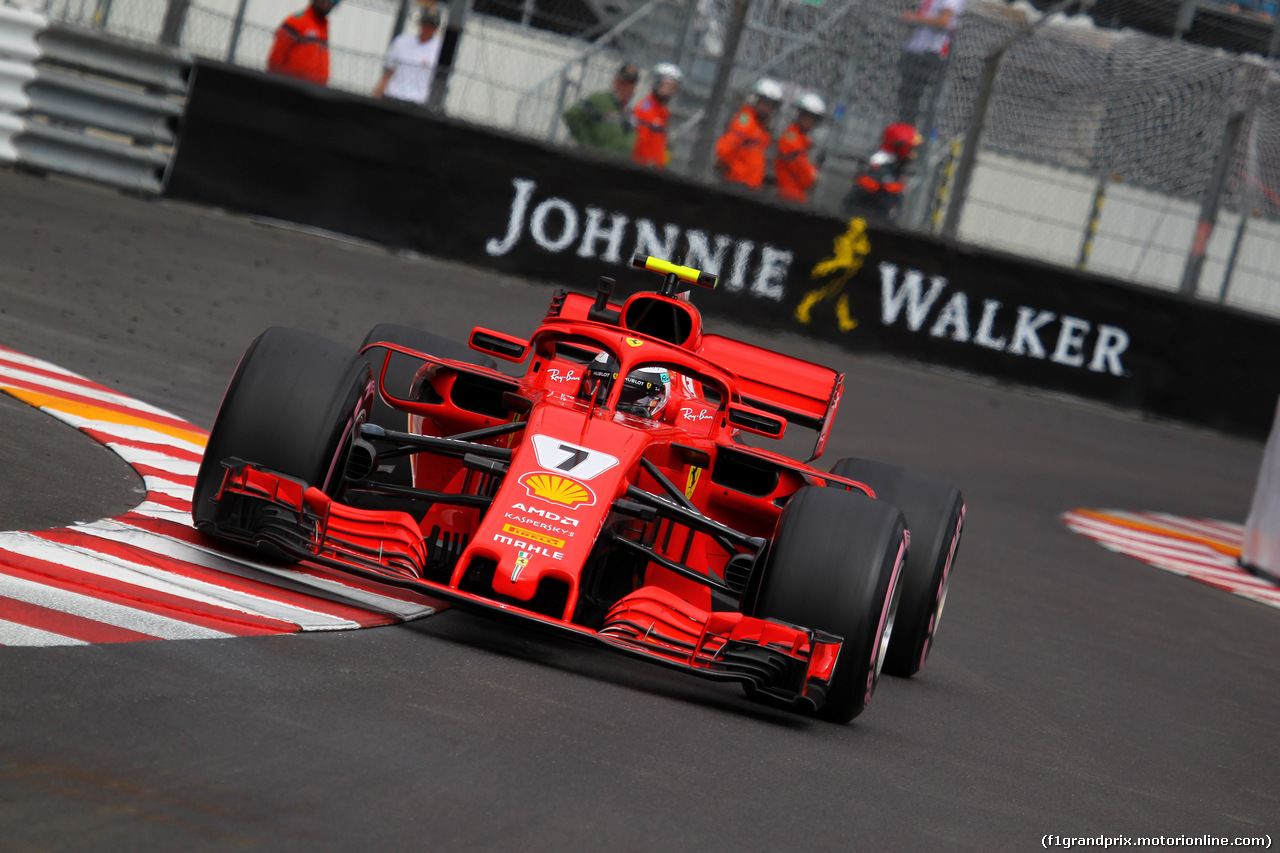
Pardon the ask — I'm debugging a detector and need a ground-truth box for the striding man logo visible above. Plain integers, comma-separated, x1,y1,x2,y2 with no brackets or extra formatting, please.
795,218,872,332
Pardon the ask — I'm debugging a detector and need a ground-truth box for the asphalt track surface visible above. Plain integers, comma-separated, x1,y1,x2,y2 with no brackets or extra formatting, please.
1,169,1276,851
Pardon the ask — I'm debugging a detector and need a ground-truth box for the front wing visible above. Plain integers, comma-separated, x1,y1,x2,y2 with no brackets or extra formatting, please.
207,464,842,710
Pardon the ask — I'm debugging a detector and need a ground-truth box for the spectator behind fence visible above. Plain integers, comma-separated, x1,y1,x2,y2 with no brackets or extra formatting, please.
1220,0,1277,17
898,0,964,128
843,122,922,222
632,63,683,169
714,78,783,191
773,92,826,204
267,0,337,86
563,62,639,157
373,4,443,104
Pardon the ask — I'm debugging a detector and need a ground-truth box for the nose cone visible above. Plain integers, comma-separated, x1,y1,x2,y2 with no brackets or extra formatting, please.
457,405,654,616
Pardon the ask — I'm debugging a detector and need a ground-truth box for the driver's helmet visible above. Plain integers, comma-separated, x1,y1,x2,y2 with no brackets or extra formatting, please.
581,353,671,420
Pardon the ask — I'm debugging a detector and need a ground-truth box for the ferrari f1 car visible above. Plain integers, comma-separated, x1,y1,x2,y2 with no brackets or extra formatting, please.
193,255,964,723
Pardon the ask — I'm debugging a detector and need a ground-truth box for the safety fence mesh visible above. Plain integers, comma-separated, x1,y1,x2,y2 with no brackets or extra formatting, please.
29,0,1280,315
941,6,1280,312
43,0,598,121
977,20,1267,203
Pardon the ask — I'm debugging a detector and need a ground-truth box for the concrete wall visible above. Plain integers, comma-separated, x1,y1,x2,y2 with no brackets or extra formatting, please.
957,149,1280,318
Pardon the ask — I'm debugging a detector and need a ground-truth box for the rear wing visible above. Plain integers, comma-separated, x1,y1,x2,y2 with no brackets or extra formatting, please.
697,334,844,462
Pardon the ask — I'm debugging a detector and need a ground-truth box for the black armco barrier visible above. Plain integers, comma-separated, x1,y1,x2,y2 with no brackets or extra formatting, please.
166,61,1280,438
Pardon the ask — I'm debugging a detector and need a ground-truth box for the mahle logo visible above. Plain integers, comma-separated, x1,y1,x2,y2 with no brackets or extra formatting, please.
519,472,595,509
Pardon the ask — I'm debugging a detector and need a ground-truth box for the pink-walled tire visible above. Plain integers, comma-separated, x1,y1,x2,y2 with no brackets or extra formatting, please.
752,486,908,723
193,327,374,554
831,458,965,678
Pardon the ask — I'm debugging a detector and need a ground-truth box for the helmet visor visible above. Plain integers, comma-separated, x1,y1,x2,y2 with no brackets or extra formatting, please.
618,369,669,418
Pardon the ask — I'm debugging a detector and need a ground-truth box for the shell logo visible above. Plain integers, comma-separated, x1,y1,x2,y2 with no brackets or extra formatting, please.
520,472,595,508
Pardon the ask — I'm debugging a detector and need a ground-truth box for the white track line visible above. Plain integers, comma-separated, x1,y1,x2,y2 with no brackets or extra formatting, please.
1064,510,1280,611
0,363,182,419
0,618,90,647
106,448,201,476
79,520,436,621
0,345,443,647
0,533,360,630
0,350,88,379
0,571,232,640
1065,518,1236,565
39,414,206,455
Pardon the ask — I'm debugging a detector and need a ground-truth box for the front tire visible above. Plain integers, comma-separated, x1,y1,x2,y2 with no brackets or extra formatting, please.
831,458,964,677
752,486,908,723
193,327,374,550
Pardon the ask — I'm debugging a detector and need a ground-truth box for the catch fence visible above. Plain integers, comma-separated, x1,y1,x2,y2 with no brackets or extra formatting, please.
19,0,1280,317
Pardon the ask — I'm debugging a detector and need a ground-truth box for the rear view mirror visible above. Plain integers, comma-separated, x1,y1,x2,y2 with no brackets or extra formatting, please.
470,327,529,362
727,403,786,439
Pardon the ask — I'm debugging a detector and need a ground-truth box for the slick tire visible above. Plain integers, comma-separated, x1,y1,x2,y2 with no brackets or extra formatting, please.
831,458,965,678
752,486,908,724
192,327,375,555
359,324,497,485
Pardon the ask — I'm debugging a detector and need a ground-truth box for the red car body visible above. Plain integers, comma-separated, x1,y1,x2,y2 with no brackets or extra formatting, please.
199,256,916,718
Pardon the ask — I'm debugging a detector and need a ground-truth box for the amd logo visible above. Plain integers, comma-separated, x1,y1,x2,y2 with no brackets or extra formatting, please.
878,262,1130,376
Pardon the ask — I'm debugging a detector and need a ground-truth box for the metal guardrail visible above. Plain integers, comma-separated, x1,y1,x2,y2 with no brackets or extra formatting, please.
27,67,180,144
38,23,189,94
0,4,42,163
0,4,41,62
0,8,189,193
0,57,33,162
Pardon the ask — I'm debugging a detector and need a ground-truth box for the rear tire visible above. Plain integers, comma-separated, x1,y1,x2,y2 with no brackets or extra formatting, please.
752,486,907,723
193,327,374,550
831,458,964,677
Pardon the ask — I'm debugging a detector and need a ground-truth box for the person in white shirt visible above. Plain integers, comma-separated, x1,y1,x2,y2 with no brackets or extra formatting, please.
373,5,443,105
898,0,965,129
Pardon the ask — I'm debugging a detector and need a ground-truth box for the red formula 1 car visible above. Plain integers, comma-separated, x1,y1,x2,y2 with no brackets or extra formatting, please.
193,255,964,722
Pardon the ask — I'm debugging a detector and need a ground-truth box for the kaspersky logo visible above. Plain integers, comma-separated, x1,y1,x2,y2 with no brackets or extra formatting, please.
519,472,595,509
